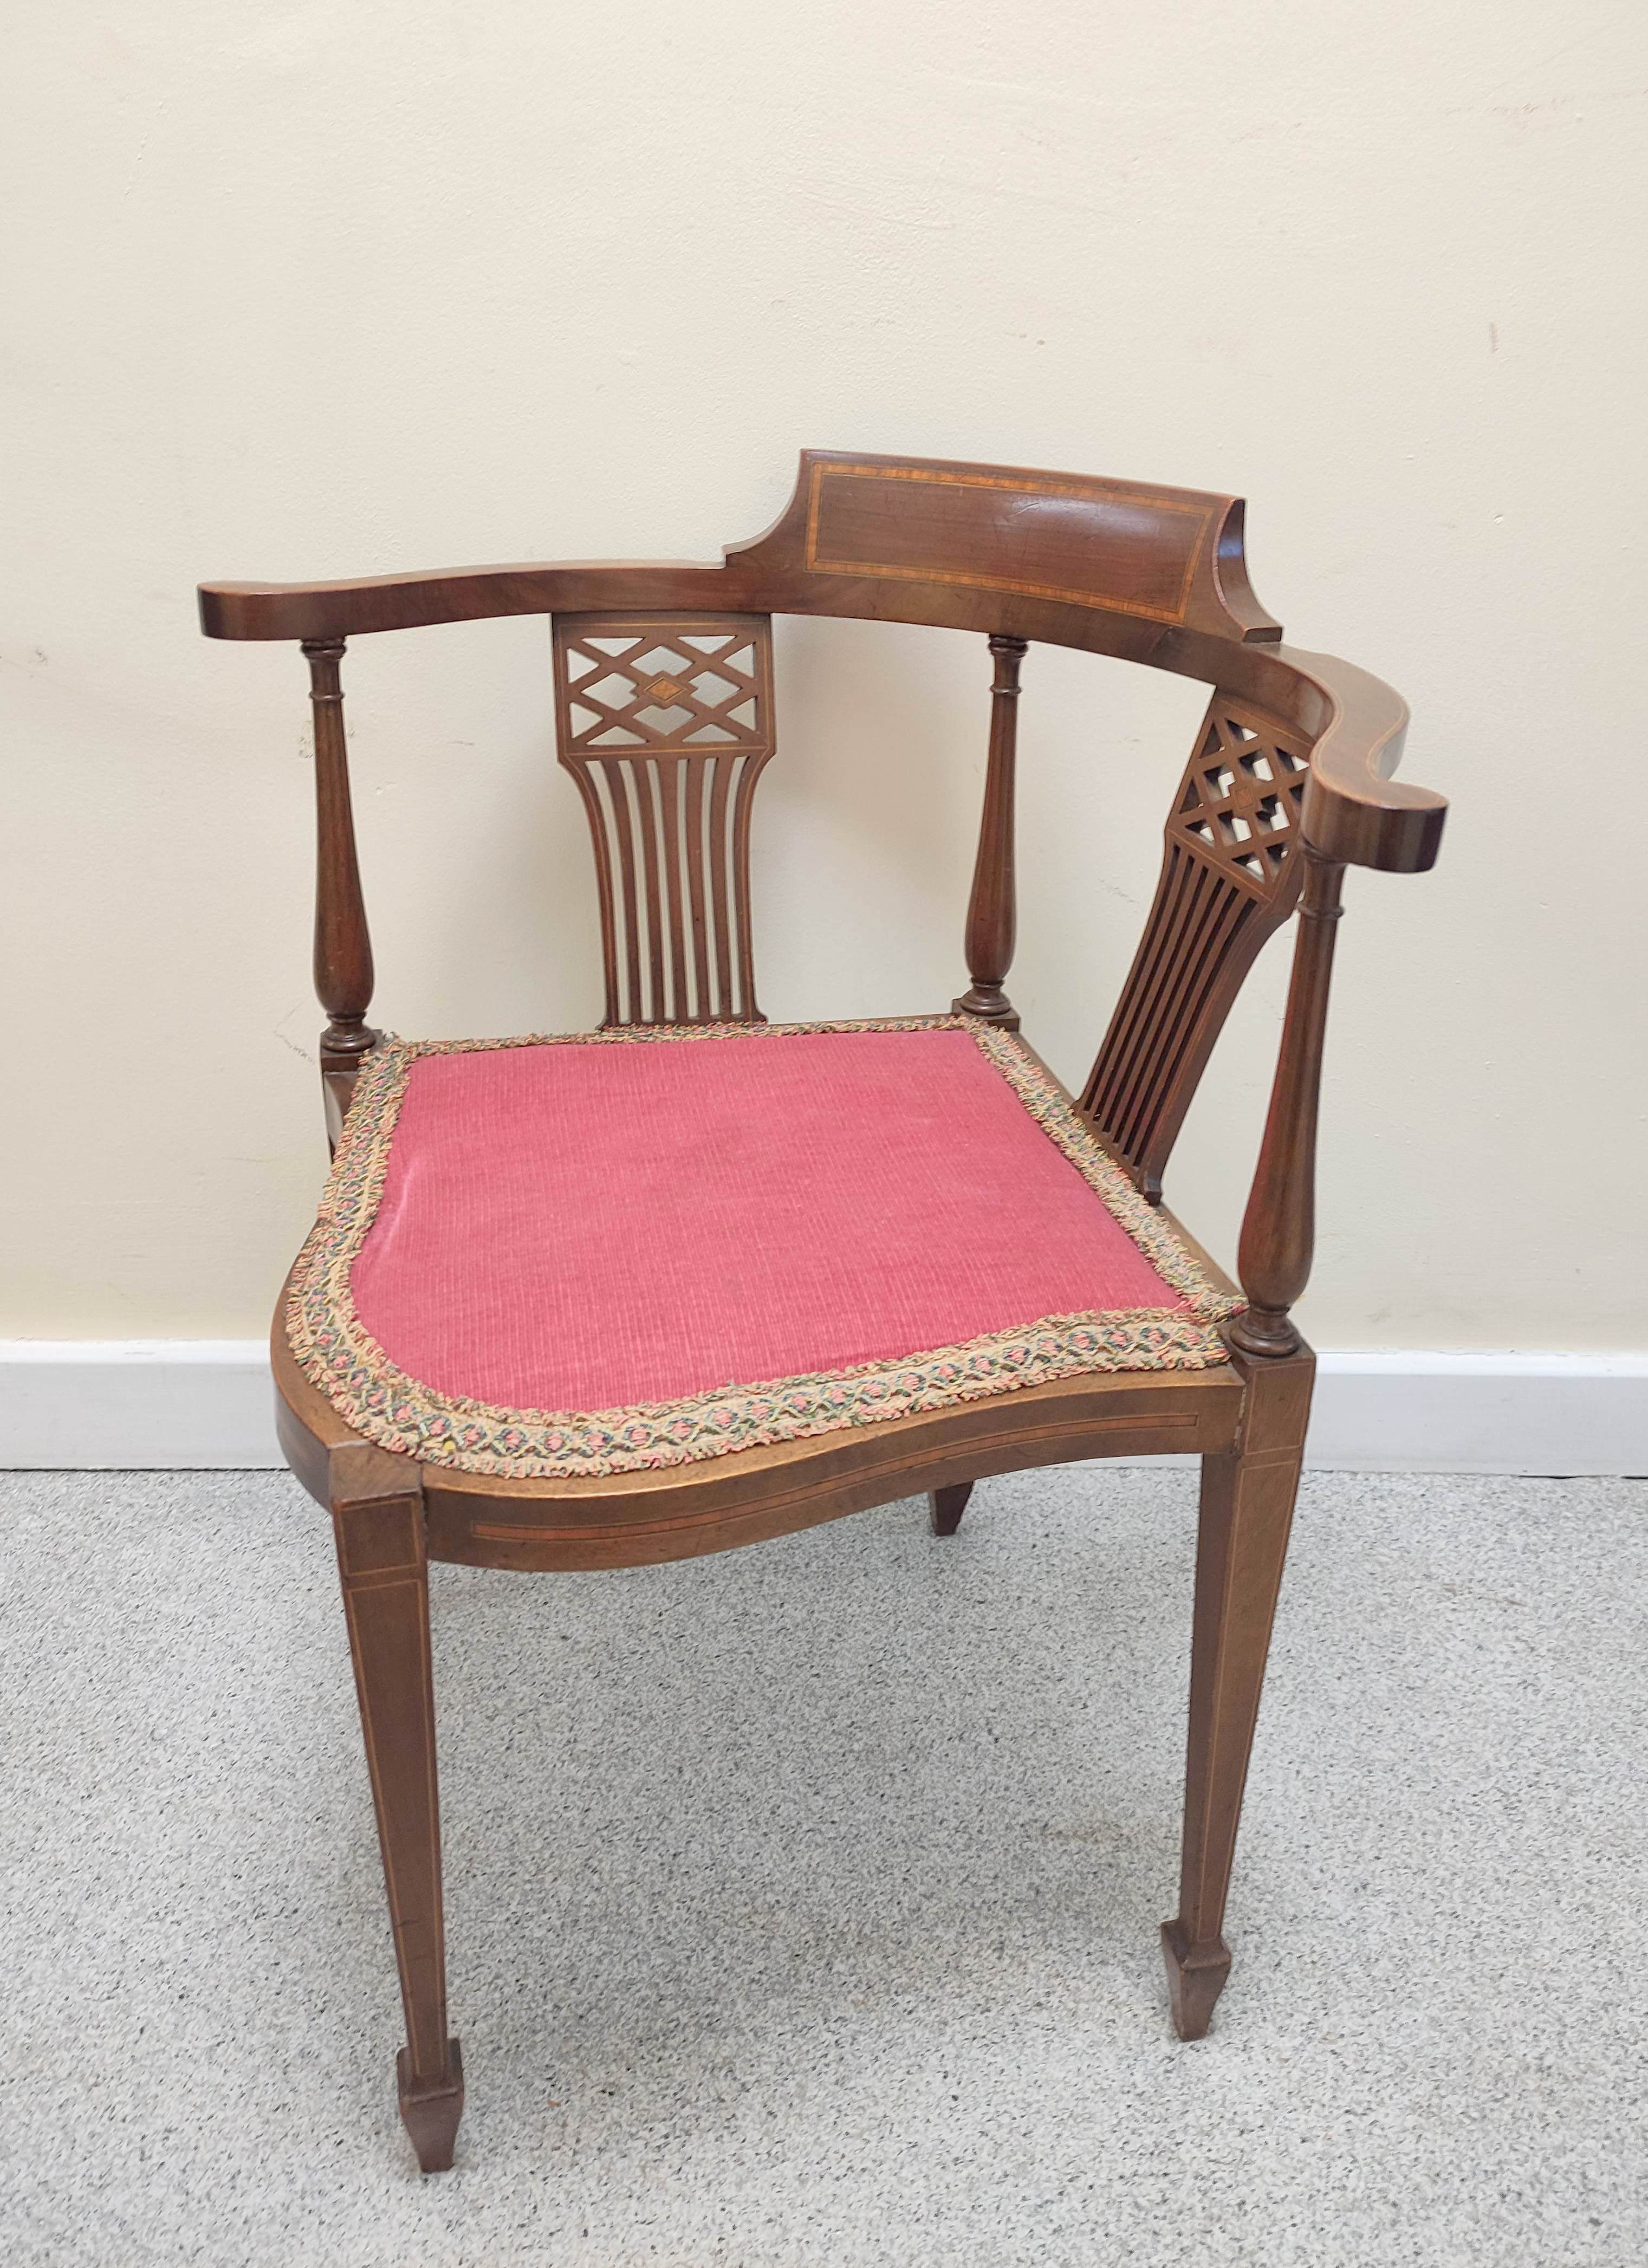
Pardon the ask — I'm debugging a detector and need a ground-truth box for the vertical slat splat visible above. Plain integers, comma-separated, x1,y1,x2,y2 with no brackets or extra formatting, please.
729,753,762,1019
554,614,776,1026
708,754,737,1018
683,756,712,1020
565,759,622,1027
1081,696,1313,1200
629,755,668,1022
660,760,692,1017
595,757,645,1026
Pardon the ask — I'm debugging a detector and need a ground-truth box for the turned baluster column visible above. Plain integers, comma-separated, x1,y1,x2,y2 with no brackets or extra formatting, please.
1229,847,1345,1357
303,637,378,1151
953,632,1028,1029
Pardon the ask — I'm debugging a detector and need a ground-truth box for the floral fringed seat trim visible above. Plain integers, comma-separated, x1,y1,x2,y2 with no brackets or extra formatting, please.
287,1017,1243,1481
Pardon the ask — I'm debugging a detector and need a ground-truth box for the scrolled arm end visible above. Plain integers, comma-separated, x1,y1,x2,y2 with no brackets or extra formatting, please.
1281,645,1446,873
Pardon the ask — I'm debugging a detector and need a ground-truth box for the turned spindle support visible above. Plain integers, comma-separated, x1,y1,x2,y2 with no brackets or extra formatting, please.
303,637,378,1151
1228,848,1345,1359
953,633,1027,1029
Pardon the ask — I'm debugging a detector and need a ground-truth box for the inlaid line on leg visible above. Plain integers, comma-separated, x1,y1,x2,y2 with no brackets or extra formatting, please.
329,1443,464,2171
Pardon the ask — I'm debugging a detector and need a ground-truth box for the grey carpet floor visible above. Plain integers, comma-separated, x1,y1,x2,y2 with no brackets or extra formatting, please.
2,1467,1645,2267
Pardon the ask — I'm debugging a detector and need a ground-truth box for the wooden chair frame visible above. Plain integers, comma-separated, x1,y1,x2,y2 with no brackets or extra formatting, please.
198,451,1444,2170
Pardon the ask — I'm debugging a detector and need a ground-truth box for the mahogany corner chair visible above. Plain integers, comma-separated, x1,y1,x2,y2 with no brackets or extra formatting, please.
198,452,1445,2172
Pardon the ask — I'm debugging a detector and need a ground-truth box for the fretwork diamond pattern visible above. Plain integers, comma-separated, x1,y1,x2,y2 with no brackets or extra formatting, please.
1166,706,1310,896
556,624,768,753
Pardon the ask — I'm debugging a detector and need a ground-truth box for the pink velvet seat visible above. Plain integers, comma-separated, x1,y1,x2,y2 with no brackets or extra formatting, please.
290,1017,1240,1480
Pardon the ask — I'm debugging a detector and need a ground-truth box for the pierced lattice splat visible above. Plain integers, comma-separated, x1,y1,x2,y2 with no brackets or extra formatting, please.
1167,709,1310,893
553,614,776,1026
1081,696,1315,1199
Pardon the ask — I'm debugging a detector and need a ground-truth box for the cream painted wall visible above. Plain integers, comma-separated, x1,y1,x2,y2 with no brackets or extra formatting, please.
4,2,1644,1351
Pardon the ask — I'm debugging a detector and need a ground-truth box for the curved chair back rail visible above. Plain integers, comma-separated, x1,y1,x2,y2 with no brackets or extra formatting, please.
199,448,1444,876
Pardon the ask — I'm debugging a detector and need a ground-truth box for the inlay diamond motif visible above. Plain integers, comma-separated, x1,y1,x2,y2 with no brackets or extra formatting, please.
554,627,769,755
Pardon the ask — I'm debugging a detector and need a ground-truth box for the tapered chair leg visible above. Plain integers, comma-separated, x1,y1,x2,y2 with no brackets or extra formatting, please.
1163,1348,1313,2040
929,1482,974,1536
329,1444,464,2172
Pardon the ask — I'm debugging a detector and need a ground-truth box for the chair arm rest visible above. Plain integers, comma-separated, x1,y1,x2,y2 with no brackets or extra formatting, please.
196,562,725,641
1279,646,1446,874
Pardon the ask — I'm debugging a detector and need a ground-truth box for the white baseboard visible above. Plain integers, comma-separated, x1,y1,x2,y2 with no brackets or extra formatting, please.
0,1343,1643,1477
0,1342,284,1470
1305,1350,1646,1475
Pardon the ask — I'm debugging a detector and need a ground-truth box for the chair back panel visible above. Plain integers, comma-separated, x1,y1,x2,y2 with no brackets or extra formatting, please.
1080,693,1313,1196
725,451,1284,646
804,459,1221,627
552,613,775,1026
